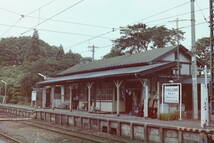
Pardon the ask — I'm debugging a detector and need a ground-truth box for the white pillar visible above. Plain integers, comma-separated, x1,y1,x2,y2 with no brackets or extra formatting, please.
42,87,47,108
87,82,93,112
143,79,149,118
114,80,122,116
157,81,160,119
201,83,209,127
61,86,65,103
51,86,55,109
69,85,73,111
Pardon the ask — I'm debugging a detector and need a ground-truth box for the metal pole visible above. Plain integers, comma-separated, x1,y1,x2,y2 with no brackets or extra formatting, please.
3,83,6,104
190,0,198,120
1,80,7,104
179,83,182,120
209,0,214,121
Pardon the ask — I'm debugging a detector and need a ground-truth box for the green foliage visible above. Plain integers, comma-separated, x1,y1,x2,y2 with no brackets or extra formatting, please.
103,48,124,59
195,37,210,68
0,35,82,104
160,112,179,120
104,23,184,58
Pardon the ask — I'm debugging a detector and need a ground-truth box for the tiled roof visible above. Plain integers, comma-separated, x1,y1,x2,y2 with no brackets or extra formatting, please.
38,62,176,85
58,46,187,76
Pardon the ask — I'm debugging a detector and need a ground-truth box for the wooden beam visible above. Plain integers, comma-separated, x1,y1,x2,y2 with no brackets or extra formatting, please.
50,86,55,109
42,87,47,108
87,82,94,112
114,80,123,116
69,85,74,111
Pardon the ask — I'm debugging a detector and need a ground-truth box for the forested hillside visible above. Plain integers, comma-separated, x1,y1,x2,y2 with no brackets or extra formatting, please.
0,30,82,104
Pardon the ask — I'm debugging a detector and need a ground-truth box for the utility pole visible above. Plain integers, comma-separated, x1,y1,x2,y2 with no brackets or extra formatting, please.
209,0,214,121
190,0,198,120
169,18,189,79
88,45,98,61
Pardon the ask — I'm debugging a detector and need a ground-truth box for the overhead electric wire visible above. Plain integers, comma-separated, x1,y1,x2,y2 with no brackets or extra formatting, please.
21,0,86,35
0,0,57,37
179,21,207,29
0,7,112,30
145,7,208,24
0,7,20,15
69,30,114,48
25,16,112,29
69,1,192,49
195,0,209,25
131,1,190,25
0,23,110,40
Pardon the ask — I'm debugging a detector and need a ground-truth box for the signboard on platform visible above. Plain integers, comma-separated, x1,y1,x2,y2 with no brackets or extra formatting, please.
162,83,182,120
31,91,37,101
164,85,179,103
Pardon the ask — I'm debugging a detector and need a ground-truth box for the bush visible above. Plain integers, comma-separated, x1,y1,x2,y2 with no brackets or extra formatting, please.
160,112,179,120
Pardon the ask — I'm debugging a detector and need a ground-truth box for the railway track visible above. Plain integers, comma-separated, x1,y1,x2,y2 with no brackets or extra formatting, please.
0,132,23,143
21,120,132,143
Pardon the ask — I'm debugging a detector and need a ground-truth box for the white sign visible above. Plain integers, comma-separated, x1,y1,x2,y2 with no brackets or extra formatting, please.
201,83,208,127
164,86,179,103
31,91,37,101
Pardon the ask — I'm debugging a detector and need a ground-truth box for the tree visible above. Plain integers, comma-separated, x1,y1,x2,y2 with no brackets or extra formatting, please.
103,48,124,59
26,29,42,62
56,44,65,60
106,23,184,56
195,37,210,68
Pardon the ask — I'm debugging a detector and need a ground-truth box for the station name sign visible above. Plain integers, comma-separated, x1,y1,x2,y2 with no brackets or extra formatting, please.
163,83,181,104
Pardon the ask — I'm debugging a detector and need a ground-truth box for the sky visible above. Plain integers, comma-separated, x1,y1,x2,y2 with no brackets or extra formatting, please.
0,0,209,59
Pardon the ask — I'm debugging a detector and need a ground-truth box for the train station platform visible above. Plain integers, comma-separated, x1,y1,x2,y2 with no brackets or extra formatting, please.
0,104,213,143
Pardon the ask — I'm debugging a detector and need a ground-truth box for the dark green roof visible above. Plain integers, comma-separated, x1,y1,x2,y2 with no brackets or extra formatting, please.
58,46,182,76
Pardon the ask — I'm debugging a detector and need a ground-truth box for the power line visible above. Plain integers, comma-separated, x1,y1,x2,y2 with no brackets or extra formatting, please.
26,0,57,16
21,0,86,35
26,16,112,29
0,7,112,30
179,21,207,29
0,0,58,37
70,30,114,48
145,7,208,24
195,0,209,24
0,23,111,40
69,1,192,49
131,1,190,25
0,7,20,15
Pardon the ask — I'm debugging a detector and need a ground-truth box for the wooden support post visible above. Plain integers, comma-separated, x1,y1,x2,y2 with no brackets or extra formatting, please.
117,122,121,136
178,130,183,143
73,116,76,127
80,117,83,128
44,112,46,121
55,114,57,124
200,132,208,143
61,86,65,104
114,80,123,116
51,86,55,109
87,82,94,112
107,120,110,133
159,127,164,143
66,115,69,125
60,114,63,125
42,87,47,108
157,81,160,119
69,85,73,111
130,123,134,140
98,119,101,132
144,124,148,143
143,79,149,118
49,113,52,123
89,118,91,130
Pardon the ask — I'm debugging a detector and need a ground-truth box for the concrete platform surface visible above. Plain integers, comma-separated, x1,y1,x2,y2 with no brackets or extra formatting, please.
1,104,214,131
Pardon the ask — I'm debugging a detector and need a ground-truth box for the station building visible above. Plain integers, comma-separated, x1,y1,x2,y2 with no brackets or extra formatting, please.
37,45,203,119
